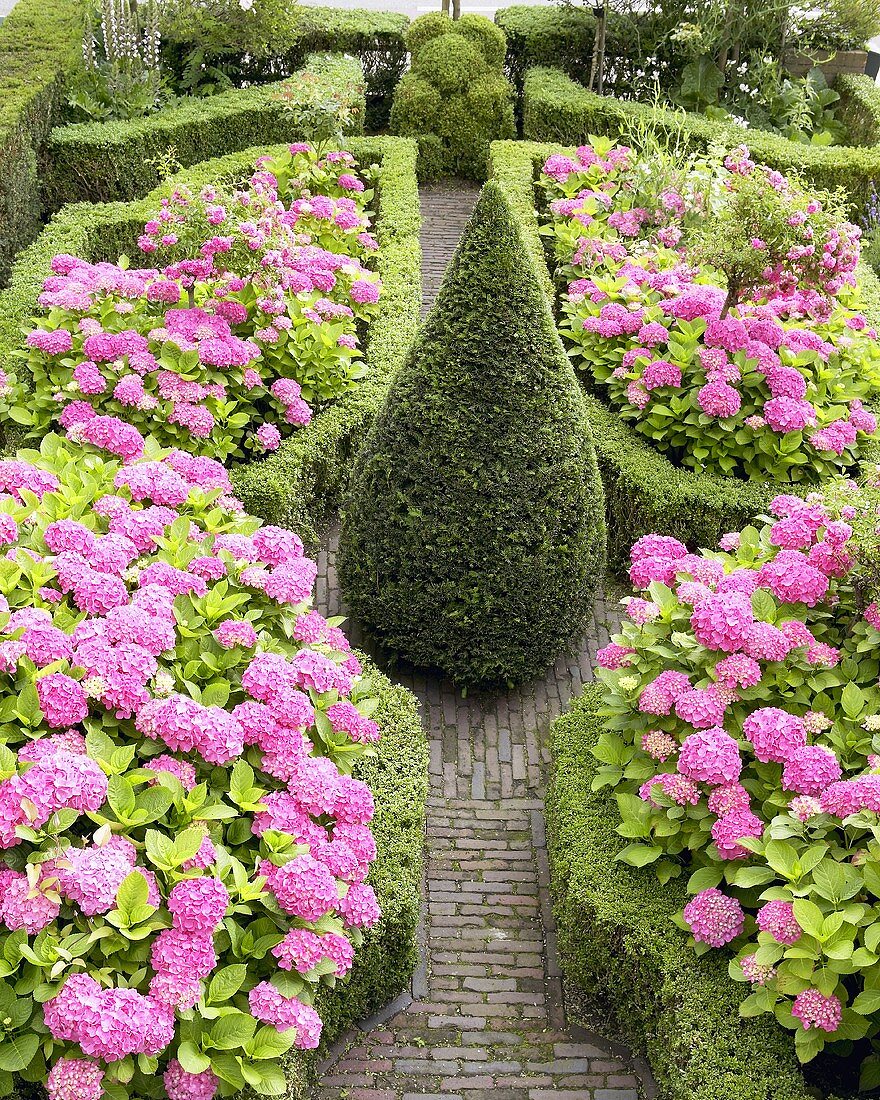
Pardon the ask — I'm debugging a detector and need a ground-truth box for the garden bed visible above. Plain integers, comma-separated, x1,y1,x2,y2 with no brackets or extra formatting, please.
0,134,421,541
522,68,880,213
547,683,815,1100
489,138,880,569
41,54,367,209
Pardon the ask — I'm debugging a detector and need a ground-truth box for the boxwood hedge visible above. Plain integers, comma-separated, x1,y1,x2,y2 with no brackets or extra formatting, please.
42,53,367,209
488,138,880,570
522,67,880,213
0,135,422,544
162,5,408,131
339,180,606,685
0,0,83,284
292,658,427,1096
547,683,814,1100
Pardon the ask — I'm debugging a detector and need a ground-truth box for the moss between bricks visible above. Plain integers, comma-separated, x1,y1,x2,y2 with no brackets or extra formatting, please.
546,683,814,1100
522,67,880,214
41,54,367,210
489,139,880,570
0,135,422,544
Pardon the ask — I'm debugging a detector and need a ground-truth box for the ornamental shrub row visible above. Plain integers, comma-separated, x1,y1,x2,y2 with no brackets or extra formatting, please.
161,5,409,131
522,68,880,214
0,0,83,284
338,181,606,686
390,13,515,181
0,136,422,543
41,54,367,210
488,139,880,568
547,683,814,1100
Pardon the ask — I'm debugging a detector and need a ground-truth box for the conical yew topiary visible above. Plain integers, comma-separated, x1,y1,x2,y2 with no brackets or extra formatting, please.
338,181,607,685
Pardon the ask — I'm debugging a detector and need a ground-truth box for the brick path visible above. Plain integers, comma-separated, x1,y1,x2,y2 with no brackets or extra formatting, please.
310,183,650,1099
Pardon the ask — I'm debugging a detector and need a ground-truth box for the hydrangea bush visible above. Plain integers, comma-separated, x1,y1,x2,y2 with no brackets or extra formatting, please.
0,422,382,1100
594,473,880,1074
539,138,880,482
7,145,382,463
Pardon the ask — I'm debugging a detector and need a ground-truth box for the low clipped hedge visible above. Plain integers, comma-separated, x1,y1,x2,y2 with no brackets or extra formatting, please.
42,53,367,209
0,0,83,284
0,135,422,542
163,5,408,131
836,71,880,147
290,658,427,1096
522,67,880,213
489,138,880,569
546,683,814,1100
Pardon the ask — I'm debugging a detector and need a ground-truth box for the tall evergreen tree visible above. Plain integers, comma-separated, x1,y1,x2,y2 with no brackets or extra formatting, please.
338,182,606,685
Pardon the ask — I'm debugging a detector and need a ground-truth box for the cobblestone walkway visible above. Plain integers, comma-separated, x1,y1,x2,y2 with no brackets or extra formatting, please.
311,183,647,1099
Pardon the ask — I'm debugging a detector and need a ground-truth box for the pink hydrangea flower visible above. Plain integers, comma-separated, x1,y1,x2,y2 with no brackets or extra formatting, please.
683,888,744,946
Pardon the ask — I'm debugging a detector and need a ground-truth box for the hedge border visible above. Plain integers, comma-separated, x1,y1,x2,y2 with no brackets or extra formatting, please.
0,135,422,543
41,53,367,209
0,0,83,284
546,683,814,1100
488,138,880,569
286,655,428,1096
522,67,880,214
162,5,409,132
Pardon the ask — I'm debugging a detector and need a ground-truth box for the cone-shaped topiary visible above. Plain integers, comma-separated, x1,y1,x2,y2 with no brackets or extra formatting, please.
338,182,607,685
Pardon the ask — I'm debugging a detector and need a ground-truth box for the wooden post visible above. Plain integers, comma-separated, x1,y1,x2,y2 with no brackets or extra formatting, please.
452,0,460,18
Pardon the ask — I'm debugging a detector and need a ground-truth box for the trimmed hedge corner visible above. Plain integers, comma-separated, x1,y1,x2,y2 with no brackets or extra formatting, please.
0,136,422,542
0,0,83,284
522,67,880,213
546,683,814,1100
289,658,428,1096
489,138,880,569
390,13,515,181
338,180,606,686
42,53,367,209
162,5,408,131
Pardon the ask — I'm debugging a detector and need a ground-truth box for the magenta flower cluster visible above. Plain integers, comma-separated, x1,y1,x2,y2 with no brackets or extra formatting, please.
541,142,880,483
0,425,383,1098
595,477,880,1058
12,145,382,464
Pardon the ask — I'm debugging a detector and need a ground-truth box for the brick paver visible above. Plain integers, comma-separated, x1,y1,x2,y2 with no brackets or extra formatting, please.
311,183,651,1099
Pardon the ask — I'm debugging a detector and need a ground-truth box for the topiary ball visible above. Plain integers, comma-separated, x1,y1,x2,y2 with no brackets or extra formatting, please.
414,34,487,95
454,13,507,68
404,11,453,61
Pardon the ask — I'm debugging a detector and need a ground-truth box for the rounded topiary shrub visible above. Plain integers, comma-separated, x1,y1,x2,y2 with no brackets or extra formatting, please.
338,182,607,686
390,13,515,179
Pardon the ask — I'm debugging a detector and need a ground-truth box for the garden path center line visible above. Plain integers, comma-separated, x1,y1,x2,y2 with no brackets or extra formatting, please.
311,181,649,1100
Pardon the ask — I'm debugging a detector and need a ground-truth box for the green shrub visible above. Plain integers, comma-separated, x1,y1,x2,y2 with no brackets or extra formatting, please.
522,67,880,213
835,71,880,147
0,0,83,284
337,181,606,685
488,138,880,569
42,54,366,209
162,5,408,130
391,13,515,180
546,683,814,1100
495,5,597,89
0,136,422,542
